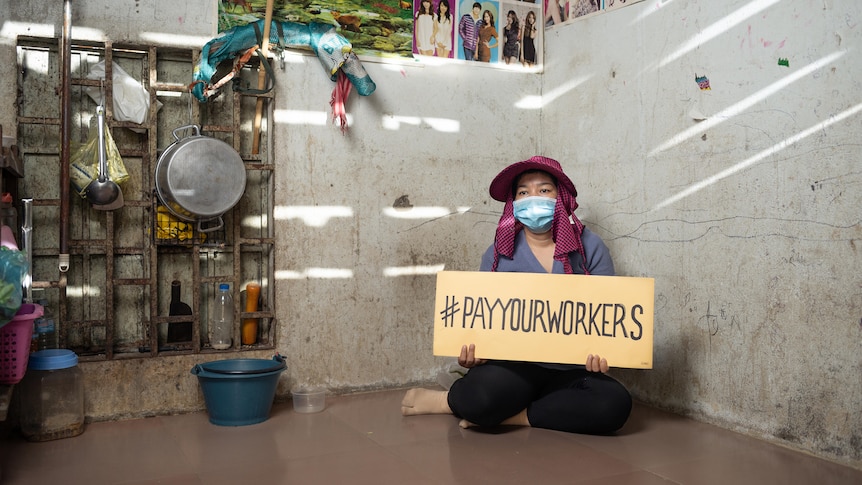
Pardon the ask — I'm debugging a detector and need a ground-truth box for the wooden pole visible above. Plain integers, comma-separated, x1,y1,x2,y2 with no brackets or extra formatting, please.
252,0,274,155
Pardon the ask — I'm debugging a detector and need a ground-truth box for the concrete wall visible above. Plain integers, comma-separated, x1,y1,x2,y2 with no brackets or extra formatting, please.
541,0,861,470
274,59,542,390
0,1,540,414
1,0,859,470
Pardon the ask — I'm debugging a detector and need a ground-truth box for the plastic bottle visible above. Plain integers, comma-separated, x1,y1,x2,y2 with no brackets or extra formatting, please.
211,283,233,350
34,299,56,350
241,283,261,345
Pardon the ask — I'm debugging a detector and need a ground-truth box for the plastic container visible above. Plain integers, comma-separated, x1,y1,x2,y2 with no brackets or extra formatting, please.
0,193,17,240
292,386,326,414
0,224,18,250
191,355,286,426
34,299,56,351
211,283,233,350
0,303,44,384
241,283,261,345
18,349,85,441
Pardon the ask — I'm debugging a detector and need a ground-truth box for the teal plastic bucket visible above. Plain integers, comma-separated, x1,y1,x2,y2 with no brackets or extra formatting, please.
191,355,286,426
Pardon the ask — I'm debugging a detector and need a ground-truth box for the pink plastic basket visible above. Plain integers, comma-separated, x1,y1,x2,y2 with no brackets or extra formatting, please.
0,303,43,384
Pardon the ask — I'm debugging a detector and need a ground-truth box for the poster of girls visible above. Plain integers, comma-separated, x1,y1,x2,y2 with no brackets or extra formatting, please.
413,0,457,58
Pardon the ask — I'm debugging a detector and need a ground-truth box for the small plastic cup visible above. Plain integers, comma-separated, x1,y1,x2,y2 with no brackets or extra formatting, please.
291,386,326,413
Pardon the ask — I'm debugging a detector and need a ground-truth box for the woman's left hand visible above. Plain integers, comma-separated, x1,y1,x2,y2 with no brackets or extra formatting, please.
458,344,486,368
586,354,609,373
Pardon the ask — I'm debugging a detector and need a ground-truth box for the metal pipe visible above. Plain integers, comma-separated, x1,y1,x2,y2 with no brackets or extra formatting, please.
21,198,32,303
58,0,71,272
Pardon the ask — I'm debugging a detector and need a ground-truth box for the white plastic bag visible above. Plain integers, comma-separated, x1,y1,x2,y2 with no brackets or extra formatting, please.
85,61,158,125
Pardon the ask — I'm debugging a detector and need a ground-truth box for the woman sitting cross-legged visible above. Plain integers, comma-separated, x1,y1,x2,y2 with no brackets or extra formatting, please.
401,156,632,435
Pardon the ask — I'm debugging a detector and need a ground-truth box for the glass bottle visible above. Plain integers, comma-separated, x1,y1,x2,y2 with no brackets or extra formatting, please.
211,283,233,350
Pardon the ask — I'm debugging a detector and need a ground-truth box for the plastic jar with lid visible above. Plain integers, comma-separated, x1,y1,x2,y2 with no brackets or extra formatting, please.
18,349,85,441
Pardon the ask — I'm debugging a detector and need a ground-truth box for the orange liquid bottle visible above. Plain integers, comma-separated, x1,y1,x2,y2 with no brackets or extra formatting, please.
241,283,261,345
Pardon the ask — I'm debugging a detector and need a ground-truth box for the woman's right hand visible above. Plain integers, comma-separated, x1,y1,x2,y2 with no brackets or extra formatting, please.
586,354,610,373
458,343,486,368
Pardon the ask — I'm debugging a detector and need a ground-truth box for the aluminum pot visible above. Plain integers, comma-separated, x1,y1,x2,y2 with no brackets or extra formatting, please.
155,125,246,232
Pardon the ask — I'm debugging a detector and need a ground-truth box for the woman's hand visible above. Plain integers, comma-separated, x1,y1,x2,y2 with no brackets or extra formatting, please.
458,344,486,368
586,354,609,373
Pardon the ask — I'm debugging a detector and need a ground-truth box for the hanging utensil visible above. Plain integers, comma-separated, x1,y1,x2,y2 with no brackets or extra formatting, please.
85,105,123,209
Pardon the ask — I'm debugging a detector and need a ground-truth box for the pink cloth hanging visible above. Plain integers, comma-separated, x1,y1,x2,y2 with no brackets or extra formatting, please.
330,70,353,134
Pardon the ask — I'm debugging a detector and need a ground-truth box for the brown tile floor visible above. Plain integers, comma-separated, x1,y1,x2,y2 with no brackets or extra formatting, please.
1,388,860,485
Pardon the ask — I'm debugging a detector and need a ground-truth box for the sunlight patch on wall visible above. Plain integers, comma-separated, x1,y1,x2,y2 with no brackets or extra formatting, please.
382,115,460,132
383,264,446,277
273,109,333,126
653,101,862,210
516,75,591,110
630,0,676,25
0,21,57,40
276,268,354,279
649,50,846,156
138,32,212,47
653,0,781,69
423,117,460,132
241,214,267,230
413,55,450,67
275,205,353,227
64,285,101,298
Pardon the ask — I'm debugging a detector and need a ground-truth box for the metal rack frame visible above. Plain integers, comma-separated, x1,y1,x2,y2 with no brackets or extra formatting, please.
15,36,276,361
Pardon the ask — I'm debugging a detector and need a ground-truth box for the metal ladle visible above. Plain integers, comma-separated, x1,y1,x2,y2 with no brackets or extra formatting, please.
85,105,121,206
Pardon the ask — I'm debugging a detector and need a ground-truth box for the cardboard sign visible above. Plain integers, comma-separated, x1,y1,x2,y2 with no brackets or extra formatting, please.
433,271,654,369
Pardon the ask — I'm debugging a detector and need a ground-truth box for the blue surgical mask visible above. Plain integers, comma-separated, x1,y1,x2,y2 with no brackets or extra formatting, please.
513,196,556,233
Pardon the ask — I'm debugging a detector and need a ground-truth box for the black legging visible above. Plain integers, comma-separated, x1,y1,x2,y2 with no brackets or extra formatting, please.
447,361,632,434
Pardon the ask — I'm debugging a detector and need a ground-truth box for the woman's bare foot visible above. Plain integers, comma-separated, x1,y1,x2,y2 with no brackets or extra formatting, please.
459,410,530,429
459,419,476,429
500,409,531,427
401,388,452,416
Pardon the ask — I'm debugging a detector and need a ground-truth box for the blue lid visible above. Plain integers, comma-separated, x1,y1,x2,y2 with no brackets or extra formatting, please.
219,283,229,290
28,349,78,370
